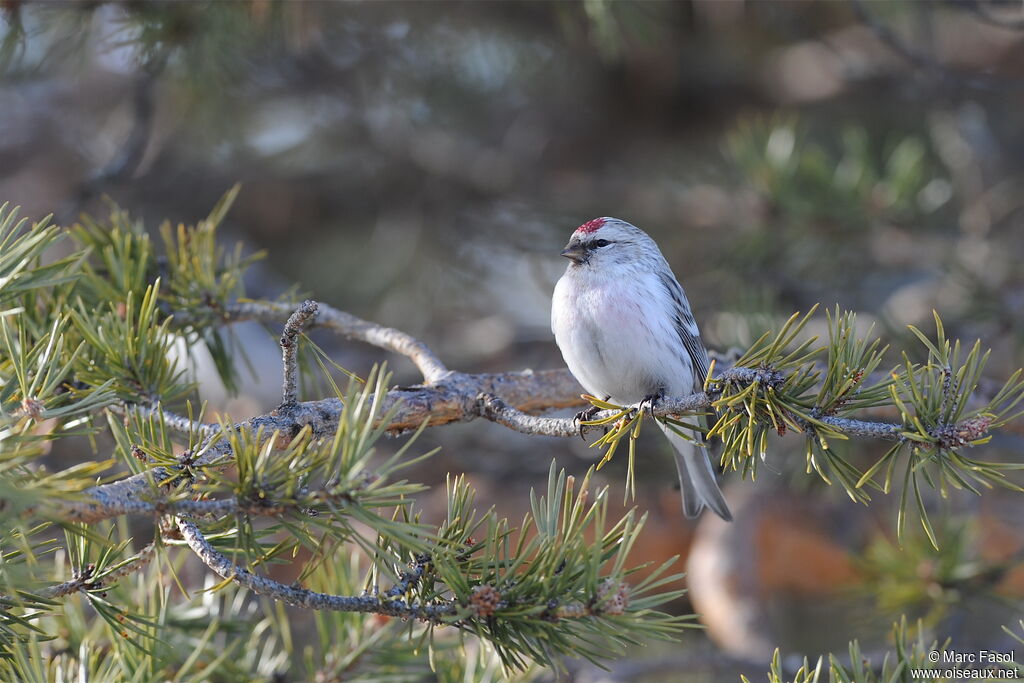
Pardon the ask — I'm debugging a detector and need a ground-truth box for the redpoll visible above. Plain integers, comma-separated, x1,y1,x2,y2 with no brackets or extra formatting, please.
551,217,732,521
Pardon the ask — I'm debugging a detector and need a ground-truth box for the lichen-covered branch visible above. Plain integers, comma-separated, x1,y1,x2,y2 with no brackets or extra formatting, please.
110,403,222,439
52,397,345,523
280,299,319,405
176,518,459,622
36,542,157,600
477,379,904,440
52,299,1015,530
46,495,283,524
52,439,234,524
55,385,905,525
222,300,451,384
46,475,391,524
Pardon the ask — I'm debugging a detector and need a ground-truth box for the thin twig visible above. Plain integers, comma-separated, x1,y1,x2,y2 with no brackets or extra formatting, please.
39,541,157,600
218,300,450,383
280,300,319,406
43,567,97,600
94,541,157,587
110,403,222,439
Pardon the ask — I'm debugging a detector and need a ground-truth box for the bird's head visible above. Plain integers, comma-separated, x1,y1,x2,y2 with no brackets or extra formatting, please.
560,217,653,267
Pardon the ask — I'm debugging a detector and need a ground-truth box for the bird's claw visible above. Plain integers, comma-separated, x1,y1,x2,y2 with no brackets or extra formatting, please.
639,391,664,420
573,404,602,440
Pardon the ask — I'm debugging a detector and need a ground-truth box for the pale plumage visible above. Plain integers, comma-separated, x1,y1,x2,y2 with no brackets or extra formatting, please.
551,217,732,521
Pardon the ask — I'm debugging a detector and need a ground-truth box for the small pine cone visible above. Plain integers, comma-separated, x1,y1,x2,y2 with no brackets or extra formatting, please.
957,416,993,443
20,397,45,420
469,584,502,618
933,416,993,449
597,578,630,616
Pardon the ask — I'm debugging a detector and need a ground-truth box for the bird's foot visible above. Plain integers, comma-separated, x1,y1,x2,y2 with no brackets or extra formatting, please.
639,390,665,420
573,402,603,440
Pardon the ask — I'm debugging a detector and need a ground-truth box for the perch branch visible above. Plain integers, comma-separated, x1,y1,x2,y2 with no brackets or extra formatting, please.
61,380,901,524
59,299,1000,526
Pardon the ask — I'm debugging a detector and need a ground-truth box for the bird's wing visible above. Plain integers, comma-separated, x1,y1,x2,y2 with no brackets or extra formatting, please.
657,271,710,392
658,270,724,470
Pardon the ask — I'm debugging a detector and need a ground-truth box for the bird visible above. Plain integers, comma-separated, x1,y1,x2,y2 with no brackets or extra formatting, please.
551,217,732,521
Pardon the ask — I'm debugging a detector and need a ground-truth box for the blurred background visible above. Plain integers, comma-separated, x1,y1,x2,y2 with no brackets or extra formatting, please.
3,1,1024,679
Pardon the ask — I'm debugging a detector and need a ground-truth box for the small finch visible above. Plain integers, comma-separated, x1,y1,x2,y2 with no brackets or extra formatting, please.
551,217,732,521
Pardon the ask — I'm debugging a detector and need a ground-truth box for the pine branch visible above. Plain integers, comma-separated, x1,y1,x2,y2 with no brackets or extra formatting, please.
477,391,904,440
109,403,222,438
279,299,318,406
6,204,1021,676
7,297,690,673
204,300,943,442
50,301,1021,528
176,518,460,623
9,541,158,601
219,299,451,384
46,493,292,523
45,471,409,524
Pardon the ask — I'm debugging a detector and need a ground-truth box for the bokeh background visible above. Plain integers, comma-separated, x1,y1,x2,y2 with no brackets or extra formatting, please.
3,1,1024,680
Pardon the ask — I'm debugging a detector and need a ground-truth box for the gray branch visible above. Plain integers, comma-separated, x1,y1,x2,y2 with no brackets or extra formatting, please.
817,415,902,439
51,301,922,525
478,386,904,441
50,497,258,522
110,403,222,439
176,518,459,622
35,541,157,600
223,299,450,384
280,300,319,405
46,480,382,524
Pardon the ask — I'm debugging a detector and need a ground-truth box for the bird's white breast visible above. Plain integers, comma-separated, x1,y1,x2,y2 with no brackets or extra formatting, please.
552,266,694,404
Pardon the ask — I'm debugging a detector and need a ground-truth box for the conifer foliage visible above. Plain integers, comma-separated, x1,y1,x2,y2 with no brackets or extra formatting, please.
0,191,1022,680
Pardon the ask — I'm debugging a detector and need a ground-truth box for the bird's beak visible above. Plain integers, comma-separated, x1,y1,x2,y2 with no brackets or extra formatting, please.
560,245,588,264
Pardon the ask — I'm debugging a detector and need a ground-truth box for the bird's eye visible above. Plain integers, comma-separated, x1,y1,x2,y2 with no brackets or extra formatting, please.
592,239,611,248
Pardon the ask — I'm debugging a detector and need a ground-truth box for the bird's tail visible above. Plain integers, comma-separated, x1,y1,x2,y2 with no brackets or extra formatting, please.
657,422,732,521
